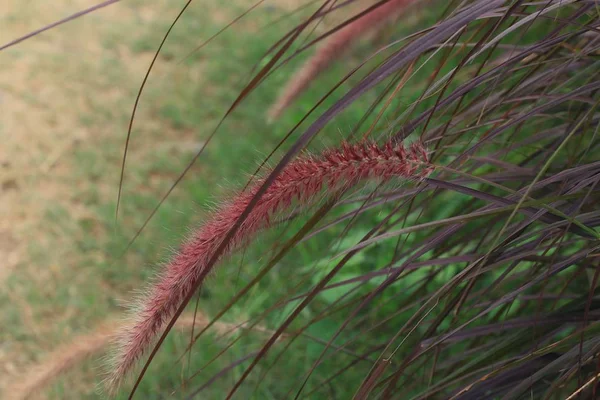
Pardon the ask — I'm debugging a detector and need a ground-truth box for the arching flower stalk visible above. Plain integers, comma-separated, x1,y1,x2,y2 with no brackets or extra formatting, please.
268,0,416,120
108,140,432,389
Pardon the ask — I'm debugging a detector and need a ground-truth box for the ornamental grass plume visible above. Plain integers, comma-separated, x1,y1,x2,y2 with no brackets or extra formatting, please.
267,0,416,120
108,140,431,389
8,314,257,400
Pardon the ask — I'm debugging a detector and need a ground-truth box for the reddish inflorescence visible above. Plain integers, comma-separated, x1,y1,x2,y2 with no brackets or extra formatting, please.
109,140,431,389
268,0,416,120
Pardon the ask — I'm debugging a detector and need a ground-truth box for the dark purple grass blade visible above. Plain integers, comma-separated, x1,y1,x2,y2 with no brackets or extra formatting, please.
185,351,259,399
421,313,600,347
0,0,120,51
451,354,560,400
116,0,195,234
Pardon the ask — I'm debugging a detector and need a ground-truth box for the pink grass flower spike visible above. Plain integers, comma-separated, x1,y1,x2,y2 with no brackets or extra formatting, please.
268,0,417,120
108,140,431,390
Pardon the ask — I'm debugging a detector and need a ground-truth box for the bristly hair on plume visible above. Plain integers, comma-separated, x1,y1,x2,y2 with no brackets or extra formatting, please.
267,0,417,121
106,140,432,391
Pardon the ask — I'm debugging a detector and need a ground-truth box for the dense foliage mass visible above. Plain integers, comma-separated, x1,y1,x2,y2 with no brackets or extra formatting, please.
119,1,600,398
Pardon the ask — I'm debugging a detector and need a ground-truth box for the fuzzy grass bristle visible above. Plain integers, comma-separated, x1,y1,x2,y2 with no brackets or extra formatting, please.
108,140,431,391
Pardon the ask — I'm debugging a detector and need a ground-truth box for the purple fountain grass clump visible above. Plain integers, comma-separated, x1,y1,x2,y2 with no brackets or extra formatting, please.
108,140,432,389
268,0,417,120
